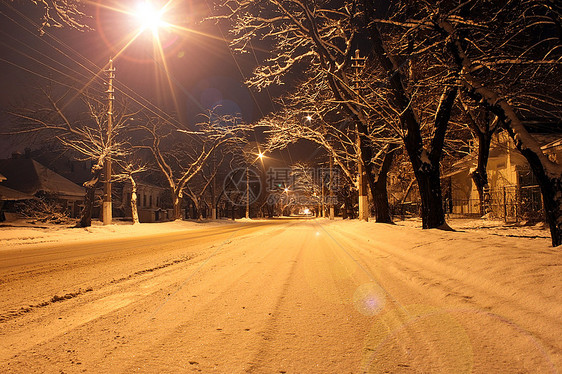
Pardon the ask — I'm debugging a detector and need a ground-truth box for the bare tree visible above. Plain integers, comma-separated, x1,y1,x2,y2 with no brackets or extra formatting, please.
214,0,460,228
139,109,248,220
113,159,148,225
22,0,90,32
458,96,501,216
184,154,225,220
380,0,562,245
11,88,133,227
257,71,403,222
362,0,561,245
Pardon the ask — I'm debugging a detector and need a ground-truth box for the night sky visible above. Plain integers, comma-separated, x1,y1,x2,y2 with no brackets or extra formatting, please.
0,0,305,165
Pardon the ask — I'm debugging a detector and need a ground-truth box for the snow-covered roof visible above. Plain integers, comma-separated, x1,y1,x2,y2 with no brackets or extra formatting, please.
0,158,84,198
443,132,562,178
0,184,35,201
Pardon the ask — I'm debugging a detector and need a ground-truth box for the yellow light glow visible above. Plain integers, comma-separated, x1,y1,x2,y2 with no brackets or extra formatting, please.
82,0,239,127
135,1,166,32
258,152,264,159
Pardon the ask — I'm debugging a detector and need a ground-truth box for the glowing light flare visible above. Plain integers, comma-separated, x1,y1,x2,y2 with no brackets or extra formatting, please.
150,29,183,125
135,1,168,33
353,282,386,317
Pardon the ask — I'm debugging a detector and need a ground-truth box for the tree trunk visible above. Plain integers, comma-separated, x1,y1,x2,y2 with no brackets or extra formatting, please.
130,178,139,225
405,86,458,230
503,124,562,246
365,19,457,229
77,164,103,228
413,163,447,229
78,180,97,228
172,191,183,220
440,19,562,246
372,143,400,223
471,132,492,216
194,200,202,221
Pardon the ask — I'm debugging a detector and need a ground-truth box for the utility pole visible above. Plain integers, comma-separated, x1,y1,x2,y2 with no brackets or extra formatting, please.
329,155,335,220
211,156,217,220
103,58,115,225
352,49,369,221
321,169,325,218
246,166,250,219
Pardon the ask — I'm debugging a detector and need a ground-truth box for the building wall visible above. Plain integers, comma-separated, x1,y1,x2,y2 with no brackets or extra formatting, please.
447,131,560,219
120,182,169,222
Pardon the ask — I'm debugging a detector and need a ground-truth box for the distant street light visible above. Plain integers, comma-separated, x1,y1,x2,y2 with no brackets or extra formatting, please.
283,187,291,216
246,150,266,219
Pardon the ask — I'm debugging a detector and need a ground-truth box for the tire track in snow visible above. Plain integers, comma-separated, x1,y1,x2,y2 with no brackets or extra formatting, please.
327,224,561,373
0,222,289,367
245,226,308,373
103,221,302,373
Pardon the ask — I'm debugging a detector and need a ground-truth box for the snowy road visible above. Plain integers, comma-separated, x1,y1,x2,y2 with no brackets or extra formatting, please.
0,219,560,373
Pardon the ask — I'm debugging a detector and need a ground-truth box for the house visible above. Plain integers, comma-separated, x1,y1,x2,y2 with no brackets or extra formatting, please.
118,180,170,222
0,153,85,218
27,147,93,186
0,173,35,221
443,131,562,221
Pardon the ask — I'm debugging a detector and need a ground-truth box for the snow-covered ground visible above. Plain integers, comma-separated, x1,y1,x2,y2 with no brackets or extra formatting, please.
0,216,550,249
0,217,559,373
0,219,239,249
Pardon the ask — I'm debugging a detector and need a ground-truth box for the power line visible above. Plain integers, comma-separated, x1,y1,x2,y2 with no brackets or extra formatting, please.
1,3,188,131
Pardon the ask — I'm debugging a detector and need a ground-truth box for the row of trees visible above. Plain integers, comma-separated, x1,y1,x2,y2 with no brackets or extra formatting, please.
11,0,562,246
211,0,562,246
11,84,251,226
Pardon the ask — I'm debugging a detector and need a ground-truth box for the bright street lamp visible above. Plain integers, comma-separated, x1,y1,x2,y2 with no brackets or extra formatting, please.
135,1,167,33
102,1,169,225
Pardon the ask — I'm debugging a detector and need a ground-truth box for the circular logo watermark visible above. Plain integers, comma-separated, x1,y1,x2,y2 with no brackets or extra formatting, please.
223,167,263,206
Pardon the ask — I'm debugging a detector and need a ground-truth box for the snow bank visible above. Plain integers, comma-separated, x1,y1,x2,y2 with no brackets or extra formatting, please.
0,216,552,251
0,219,239,249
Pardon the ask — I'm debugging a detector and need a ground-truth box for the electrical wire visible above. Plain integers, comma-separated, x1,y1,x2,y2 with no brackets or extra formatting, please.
1,3,188,131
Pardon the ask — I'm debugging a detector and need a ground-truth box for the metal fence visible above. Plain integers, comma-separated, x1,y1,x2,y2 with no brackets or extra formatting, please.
392,185,544,223
451,185,543,222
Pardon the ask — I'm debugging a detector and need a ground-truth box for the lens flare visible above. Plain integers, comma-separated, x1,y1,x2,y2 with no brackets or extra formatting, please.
353,282,386,316
135,1,166,32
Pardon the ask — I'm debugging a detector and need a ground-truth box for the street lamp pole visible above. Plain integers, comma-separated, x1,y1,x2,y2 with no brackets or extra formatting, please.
329,155,335,220
99,4,169,225
103,57,115,225
245,152,265,219
246,166,250,219
321,169,325,217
